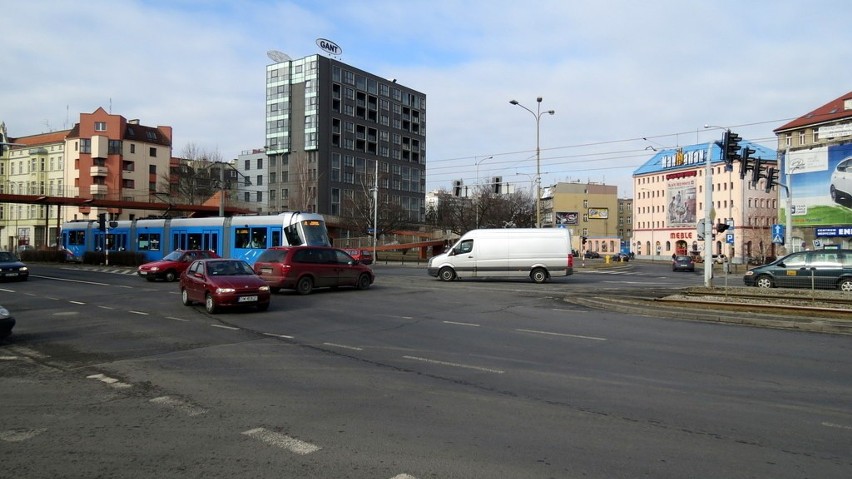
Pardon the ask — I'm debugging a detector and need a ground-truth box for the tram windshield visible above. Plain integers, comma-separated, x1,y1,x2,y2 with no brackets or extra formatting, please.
284,219,330,246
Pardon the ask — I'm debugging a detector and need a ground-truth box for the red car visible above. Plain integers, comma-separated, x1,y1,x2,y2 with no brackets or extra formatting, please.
343,248,373,265
254,246,374,294
179,259,270,313
138,250,219,282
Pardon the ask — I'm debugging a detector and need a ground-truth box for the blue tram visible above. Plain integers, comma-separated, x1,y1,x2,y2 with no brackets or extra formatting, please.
60,212,330,265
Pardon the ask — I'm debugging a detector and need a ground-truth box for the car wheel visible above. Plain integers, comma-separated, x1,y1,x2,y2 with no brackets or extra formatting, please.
205,293,218,313
256,302,270,312
755,275,775,289
181,288,193,306
530,267,548,284
830,185,839,203
296,276,314,295
165,270,177,282
356,273,371,290
838,278,852,292
438,267,456,282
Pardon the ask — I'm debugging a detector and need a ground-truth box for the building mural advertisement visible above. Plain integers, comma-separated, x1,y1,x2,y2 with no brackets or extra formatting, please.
785,143,852,227
666,179,697,227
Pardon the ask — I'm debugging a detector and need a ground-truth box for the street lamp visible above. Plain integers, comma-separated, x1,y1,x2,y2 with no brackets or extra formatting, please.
510,97,555,228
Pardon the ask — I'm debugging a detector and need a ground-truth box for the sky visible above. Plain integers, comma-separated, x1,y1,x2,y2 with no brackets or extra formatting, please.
2,0,851,198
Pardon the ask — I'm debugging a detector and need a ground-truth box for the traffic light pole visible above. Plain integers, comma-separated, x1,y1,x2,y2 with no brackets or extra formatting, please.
704,141,715,288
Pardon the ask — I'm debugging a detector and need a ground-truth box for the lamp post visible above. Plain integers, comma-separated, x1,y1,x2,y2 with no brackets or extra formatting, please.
510,97,555,228
703,125,727,287
474,155,494,228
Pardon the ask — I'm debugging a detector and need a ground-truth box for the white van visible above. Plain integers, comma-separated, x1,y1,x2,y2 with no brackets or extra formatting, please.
427,228,574,283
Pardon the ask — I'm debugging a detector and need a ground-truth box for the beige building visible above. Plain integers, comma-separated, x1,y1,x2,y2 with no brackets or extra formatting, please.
632,141,778,263
541,182,621,254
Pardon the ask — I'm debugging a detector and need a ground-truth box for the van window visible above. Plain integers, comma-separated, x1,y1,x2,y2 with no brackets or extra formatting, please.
781,252,806,268
455,239,473,255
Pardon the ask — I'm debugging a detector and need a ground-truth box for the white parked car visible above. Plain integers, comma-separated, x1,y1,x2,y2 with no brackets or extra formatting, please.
830,156,852,205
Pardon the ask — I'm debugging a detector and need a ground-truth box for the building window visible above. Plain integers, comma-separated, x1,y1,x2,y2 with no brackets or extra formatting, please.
245,159,251,171
130,144,136,154
149,147,157,157
256,175,263,186
80,139,91,154
245,192,250,202
256,157,263,169
95,122,107,131
256,191,262,202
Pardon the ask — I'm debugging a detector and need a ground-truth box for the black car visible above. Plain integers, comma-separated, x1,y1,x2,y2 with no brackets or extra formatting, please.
583,251,601,259
743,249,852,291
0,304,14,339
0,251,29,281
672,255,695,272
613,252,630,262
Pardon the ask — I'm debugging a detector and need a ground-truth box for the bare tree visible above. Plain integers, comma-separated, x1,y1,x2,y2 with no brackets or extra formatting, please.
343,174,413,237
158,143,225,205
427,187,536,235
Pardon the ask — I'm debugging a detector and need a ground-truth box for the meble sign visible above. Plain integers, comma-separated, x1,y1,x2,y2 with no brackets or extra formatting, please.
316,38,342,56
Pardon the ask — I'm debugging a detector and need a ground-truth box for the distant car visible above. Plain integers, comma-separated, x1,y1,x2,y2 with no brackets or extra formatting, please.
179,258,270,313
743,249,852,291
0,251,29,281
138,249,220,282
343,248,373,265
583,251,601,259
0,304,14,339
613,252,630,262
253,246,374,295
830,156,852,205
672,255,695,272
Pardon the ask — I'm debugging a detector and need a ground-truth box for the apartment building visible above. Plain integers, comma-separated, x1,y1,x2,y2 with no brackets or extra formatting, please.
259,53,427,229
542,181,621,254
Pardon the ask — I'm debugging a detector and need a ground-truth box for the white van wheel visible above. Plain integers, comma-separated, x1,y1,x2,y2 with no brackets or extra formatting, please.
531,268,548,284
439,267,456,281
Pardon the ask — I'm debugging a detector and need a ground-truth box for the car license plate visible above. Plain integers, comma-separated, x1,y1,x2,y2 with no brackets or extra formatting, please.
260,268,272,274
4,273,19,277
238,296,258,302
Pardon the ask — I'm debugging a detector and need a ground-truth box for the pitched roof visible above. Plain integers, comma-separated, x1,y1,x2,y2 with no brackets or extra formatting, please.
774,90,852,132
9,130,72,147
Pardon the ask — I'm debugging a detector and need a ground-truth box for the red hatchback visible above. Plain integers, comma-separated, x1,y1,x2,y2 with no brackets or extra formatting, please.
179,258,270,313
254,246,374,294
343,248,373,265
138,249,220,282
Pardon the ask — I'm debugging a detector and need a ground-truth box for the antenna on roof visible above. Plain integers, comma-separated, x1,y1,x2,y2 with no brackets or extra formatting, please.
267,50,291,63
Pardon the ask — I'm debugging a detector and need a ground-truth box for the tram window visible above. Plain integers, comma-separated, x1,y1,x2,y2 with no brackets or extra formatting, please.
68,231,85,245
271,230,281,247
188,233,202,250
283,224,303,246
235,229,250,248
236,228,267,248
138,233,161,251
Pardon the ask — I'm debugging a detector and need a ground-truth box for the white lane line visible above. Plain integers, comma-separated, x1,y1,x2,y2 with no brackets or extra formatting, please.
0,428,47,443
129,310,149,316
403,355,504,374
98,305,116,310
323,342,363,351
0,356,19,361
86,373,132,389
262,332,294,339
822,421,852,431
390,475,418,479
69,300,86,305
149,396,208,417
210,324,240,331
516,328,607,341
166,316,190,322
443,320,480,327
241,427,321,455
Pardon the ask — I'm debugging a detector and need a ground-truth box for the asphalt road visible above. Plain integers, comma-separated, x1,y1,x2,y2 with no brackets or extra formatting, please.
1,262,850,478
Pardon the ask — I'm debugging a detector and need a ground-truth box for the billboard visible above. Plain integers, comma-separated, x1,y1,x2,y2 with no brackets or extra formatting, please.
588,208,608,219
555,212,579,225
666,178,697,227
784,144,852,227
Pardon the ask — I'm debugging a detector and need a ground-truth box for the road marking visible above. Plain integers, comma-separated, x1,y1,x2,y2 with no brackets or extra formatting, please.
166,316,190,322
516,328,607,341
0,428,47,443
822,421,852,431
390,475,418,479
262,332,294,339
403,355,504,374
87,373,132,389
210,324,239,331
241,427,321,455
0,356,19,361
443,320,480,327
129,310,148,316
150,396,208,416
98,305,116,310
323,342,363,351
69,300,86,305
37,276,111,286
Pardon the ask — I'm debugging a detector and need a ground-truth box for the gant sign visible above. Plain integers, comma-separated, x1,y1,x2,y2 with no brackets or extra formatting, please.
316,38,342,56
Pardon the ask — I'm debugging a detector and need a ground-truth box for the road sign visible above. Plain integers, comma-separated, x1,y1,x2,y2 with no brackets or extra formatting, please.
772,224,785,244
726,233,734,244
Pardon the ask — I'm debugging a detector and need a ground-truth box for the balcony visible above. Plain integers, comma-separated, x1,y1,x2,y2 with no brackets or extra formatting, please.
90,184,109,195
90,165,108,177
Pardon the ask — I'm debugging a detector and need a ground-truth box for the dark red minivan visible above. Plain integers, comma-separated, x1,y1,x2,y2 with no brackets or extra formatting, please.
253,246,374,294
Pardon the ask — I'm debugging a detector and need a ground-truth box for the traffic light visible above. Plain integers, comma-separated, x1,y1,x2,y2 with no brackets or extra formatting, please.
722,130,742,170
751,157,764,186
492,176,502,194
764,167,778,193
582,236,587,246
453,180,463,197
97,213,107,231
715,222,730,234
739,145,755,179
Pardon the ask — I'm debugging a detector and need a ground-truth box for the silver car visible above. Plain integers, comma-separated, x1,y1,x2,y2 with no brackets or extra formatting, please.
830,156,852,205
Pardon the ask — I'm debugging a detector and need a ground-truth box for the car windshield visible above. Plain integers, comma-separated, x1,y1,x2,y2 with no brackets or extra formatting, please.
0,252,15,262
162,250,183,261
207,260,254,276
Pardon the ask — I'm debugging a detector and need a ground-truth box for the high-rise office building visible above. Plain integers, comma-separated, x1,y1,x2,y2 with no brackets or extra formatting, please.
263,54,426,230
